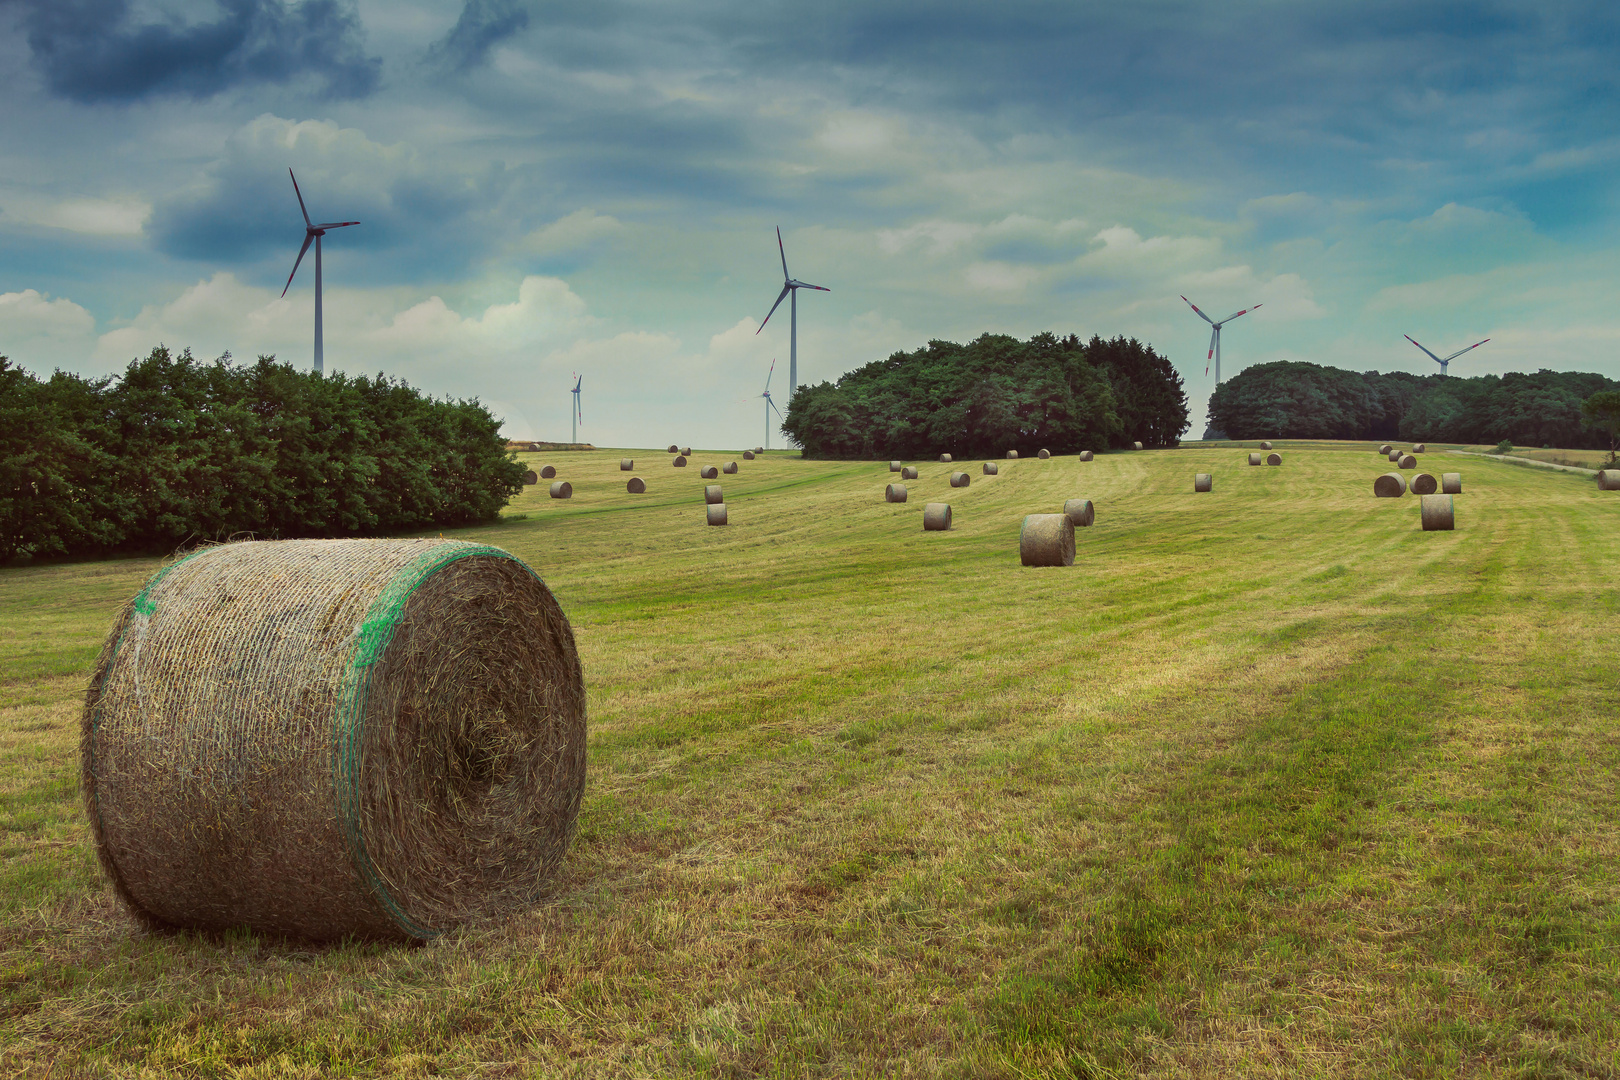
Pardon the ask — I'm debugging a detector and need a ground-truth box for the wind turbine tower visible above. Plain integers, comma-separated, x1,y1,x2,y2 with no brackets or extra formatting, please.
281,169,359,374
1181,296,1260,383
571,373,582,444
755,227,829,404
759,359,783,449
1405,335,1489,376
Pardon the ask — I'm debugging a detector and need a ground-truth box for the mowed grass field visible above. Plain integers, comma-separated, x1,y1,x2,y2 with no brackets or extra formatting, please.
3,442,1618,1078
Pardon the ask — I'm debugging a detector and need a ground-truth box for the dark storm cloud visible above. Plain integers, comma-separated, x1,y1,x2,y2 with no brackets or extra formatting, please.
9,0,380,102
427,0,531,72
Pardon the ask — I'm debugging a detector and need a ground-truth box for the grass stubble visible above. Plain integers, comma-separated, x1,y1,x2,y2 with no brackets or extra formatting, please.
1,444,1617,1078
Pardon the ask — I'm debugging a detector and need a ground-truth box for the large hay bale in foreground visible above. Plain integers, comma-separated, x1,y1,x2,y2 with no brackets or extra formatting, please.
1598,470,1620,491
81,539,585,942
1038,449,1051,459
723,461,738,474
1420,494,1455,531
1006,450,1018,459
1133,441,1143,451
1195,473,1212,492
923,503,951,531
1443,472,1462,494
939,453,953,463
540,465,557,480
706,503,727,526
743,450,755,460
1399,454,1417,469
549,481,572,499
620,459,634,471
1063,499,1094,527
1413,443,1427,453
673,456,687,467
522,469,538,485
890,460,903,471
1248,453,1262,466
1079,451,1094,462
700,465,719,479
950,471,971,488
901,466,919,480
704,484,723,504
627,477,646,493
983,462,999,476
1259,440,1273,450
1412,473,1438,495
1266,453,1282,466
885,483,907,503
1374,472,1407,498
1020,514,1075,567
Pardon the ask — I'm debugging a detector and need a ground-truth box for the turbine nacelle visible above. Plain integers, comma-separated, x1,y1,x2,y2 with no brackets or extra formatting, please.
280,169,359,374
1405,334,1489,376
754,227,828,406
1181,296,1260,382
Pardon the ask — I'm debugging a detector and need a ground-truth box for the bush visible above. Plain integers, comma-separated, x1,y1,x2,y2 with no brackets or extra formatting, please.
1495,439,1514,454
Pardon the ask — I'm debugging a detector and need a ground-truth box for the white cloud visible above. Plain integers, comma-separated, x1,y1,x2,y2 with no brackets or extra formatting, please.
0,290,97,367
517,209,627,256
0,192,150,235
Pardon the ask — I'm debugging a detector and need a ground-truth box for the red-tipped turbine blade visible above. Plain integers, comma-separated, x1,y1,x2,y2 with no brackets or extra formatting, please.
282,232,315,296
1220,303,1259,323
764,358,775,392
757,283,790,333
796,281,830,292
1182,295,1214,324
315,220,360,230
777,226,789,281
1444,339,1490,361
1404,335,1444,364
289,169,312,228
1208,326,1218,361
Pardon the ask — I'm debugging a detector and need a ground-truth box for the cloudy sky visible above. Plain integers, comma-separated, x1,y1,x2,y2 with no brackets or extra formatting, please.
2,1,1616,446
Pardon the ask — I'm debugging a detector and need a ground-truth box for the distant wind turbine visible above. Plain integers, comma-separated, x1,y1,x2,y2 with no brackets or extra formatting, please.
570,373,582,443
759,359,784,449
1405,335,1489,376
1181,296,1260,383
755,227,828,405
280,169,359,374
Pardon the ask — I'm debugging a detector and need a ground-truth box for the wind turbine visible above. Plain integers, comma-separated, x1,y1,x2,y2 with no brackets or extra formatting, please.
570,373,582,443
281,170,359,374
759,359,783,449
1181,296,1261,383
1405,334,1489,376
755,227,828,405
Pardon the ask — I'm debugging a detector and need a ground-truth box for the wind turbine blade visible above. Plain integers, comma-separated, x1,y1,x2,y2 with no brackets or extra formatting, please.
1404,335,1444,364
764,358,775,392
756,284,791,334
1207,327,1218,362
1443,339,1490,361
777,226,789,282
1220,304,1260,323
281,232,314,297
794,281,831,292
1182,295,1214,325
769,397,785,420
314,220,360,230
289,169,312,228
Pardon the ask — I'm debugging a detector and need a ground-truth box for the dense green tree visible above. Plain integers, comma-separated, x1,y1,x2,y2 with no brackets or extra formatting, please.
1581,390,1620,464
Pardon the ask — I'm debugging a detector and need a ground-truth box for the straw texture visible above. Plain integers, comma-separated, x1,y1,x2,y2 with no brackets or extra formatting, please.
681,447,692,456
1038,449,1050,459
1259,441,1273,450
1598,470,1620,491
673,456,687,467
627,477,646,494
723,462,738,474
1399,454,1417,469
549,482,571,499
890,461,904,471
667,444,679,453
885,484,907,503
1248,453,1262,466
1063,499,1094,527
983,462,999,476
1412,473,1438,495
1378,444,1393,455
1443,472,1462,494
901,466,919,480
704,485,723,505
1388,451,1402,462
700,466,719,479
1267,453,1282,466
939,453,953,463
81,538,586,943
540,466,556,480
923,503,951,531
1195,473,1212,492
950,472,971,488
1374,473,1407,498
1079,451,1094,462
743,451,756,460
1006,451,1018,459
1420,494,1455,531
1020,514,1075,567
1413,443,1427,453
620,459,634,471
706,503,727,526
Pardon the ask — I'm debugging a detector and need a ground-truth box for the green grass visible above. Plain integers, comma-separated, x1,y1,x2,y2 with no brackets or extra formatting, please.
3,442,1618,1077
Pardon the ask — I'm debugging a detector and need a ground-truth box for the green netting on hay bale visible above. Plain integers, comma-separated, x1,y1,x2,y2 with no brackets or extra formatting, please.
81,538,586,943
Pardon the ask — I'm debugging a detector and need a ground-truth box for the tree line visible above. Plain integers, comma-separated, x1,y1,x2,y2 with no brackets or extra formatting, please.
779,332,1189,459
1,347,525,563
1206,361,1620,449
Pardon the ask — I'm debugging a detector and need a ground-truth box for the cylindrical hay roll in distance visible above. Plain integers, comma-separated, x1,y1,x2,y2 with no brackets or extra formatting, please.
1195,473,1213,492
540,465,557,479
704,485,723,504
743,450,756,460
549,481,572,499
1399,454,1417,469
1260,440,1273,450
901,466,919,480
1443,472,1463,494
1020,514,1075,567
755,446,765,453
681,447,692,456
700,465,719,479
923,503,951,531
1378,444,1393,455
1079,451,1094,462
1266,453,1282,466
707,503,727,526
620,459,634,471
885,483,907,503
1597,469,1620,491
673,456,687,467
627,477,646,493
668,444,679,453
890,461,903,471
81,539,585,942
1413,443,1427,453
1389,451,1402,462
723,462,738,474
950,471,970,488
1412,473,1438,494
1248,453,1262,466
983,462,999,476
1006,450,1018,459
1374,472,1407,498
1038,449,1051,459
522,469,538,485
939,453,953,463
1420,494,1455,531
1133,441,1144,451
1063,499,1095,527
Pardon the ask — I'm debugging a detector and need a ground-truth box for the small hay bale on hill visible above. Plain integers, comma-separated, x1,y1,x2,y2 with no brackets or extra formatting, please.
983,462,999,476
1412,473,1438,494
707,503,727,526
1420,494,1455,531
522,469,538,485
901,466,919,480
890,461,903,471
1374,472,1407,498
1133,441,1144,450
939,453,953,463
1038,449,1051,459
1413,443,1427,453
1079,451,1094,462
1596,469,1620,491
1379,444,1393,455
1248,453,1262,466
744,450,756,460
700,465,719,479
627,477,646,493
1266,453,1282,466
923,503,951,531
81,538,585,942
549,481,572,499
1020,514,1075,567
620,459,634,471
704,485,723,505
668,444,679,454
950,472,971,488
1443,472,1462,494
1399,454,1417,469
1064,499,1095,527
1260,440,1273,450
1195,473,1213,492
885,484,907,503
723,462,738,474
1006,450,1018,459
540,465,557,479
673,456,687,467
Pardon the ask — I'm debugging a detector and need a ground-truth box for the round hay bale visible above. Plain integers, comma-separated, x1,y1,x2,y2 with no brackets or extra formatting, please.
673,456,687,467
540,465,557,480
1374,472,1407,498
1378,444,1392,455
755,446,764,453
1442,472,1462,494
890,460,903,471
1413,443,1426,453
1079,451,1094,462
1133,441,1144,451
1398,454,1417,469
885,483,907,503
522,469,538,485
1248,453,1262,466
1195,473,1213,492
1420,493,1455,531
1020,514,1075,567
743,450,756,460
627,477,646,493
1038,449,1051,460
81,539,585,942
1063,498,1094,527
681,447,692,456
901,466,919,480
1411,473,1438,495
700,465,719,479
939,453,953,463
949,471,970,488
983,462,999,476
923,502,951,531
1006,450,1018,459
1266,453,1282,466
706,503,728,526
704,484,723,504
1596,469,1620,491
620,459,634,471
549,481,572,499
723,461,738,474
1259,440,1273,450
667,444,679,454
1388,450,1401,462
